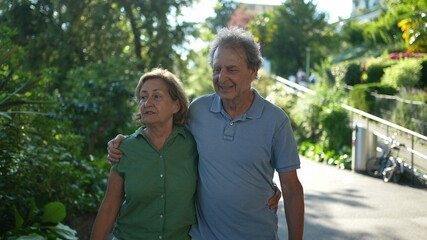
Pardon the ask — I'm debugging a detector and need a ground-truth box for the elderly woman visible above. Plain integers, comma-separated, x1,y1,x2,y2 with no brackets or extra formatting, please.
91,68,198,240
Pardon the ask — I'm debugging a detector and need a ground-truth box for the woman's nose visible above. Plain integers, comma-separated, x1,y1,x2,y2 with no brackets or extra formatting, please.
142,96,153,106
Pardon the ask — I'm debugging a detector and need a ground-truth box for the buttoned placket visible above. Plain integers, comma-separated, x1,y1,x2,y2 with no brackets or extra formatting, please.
223,112,248,141
158,152,165,240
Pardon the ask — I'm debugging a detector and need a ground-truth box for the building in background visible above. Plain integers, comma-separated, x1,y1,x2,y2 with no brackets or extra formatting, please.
227,3,275,29
227,3,275,73
350,0,381,23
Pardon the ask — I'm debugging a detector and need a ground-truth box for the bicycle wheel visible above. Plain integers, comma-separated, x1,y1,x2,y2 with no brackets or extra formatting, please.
366,157,380,177
392,162,402,183
382,159,395,183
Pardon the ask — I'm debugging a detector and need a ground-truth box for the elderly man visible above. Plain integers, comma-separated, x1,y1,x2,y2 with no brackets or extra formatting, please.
108,27,304,240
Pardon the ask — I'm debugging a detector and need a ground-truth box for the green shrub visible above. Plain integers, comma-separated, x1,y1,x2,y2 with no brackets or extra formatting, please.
312,58,335,86
0,34,107,237
290,84,348,142
61,57,138,155
381,58,423,88
319,106,352,151
290,94,323,142
418,58,427,89
349,83,398,113
298,141,352,169
330,62,348,85
391,88,427,135
5,200,78,240
364,57,395,83
344,63,362,86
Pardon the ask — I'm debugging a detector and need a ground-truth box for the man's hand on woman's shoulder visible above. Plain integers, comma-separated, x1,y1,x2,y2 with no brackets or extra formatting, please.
107,134,127,164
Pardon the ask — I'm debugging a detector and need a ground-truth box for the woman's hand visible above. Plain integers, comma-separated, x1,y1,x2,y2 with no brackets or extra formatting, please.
267,185,282,214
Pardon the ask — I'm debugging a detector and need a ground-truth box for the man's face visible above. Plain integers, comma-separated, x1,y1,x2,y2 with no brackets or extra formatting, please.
211,47,257,102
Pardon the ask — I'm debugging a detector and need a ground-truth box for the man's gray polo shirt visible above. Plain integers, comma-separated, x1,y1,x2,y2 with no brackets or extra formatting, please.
188,89,300,240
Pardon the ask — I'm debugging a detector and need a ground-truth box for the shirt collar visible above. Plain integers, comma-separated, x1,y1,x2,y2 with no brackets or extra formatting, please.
136,125,187,139
210,88,264,120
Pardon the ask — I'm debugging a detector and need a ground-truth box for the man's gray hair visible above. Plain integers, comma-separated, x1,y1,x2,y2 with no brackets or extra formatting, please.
208,27,263,71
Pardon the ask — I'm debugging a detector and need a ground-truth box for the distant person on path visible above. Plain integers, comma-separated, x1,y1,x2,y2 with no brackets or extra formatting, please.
309,73,318,84
108,27,304,240
297,68,307,85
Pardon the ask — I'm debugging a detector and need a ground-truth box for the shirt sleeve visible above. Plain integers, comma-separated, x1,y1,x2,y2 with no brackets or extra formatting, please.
272,118,301,173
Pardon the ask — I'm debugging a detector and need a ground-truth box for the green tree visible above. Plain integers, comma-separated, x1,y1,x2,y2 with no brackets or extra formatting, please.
398,5,427,52
0,0,130,82
250,0,336,77
0,0,196,89
205,0,239,33
0,29,105,236
113,0,196,70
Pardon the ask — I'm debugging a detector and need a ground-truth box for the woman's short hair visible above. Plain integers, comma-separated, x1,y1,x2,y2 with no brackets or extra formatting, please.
208,26,263,72
133,68,189,126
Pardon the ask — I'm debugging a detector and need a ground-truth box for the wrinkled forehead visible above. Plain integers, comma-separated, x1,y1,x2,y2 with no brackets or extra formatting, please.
213,46,248,67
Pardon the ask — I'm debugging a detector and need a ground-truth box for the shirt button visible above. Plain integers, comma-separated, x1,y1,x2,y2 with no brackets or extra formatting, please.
160,174,163,178
160,214,163,218
161,194,164,198
159,236,162,239
230,122,234,125
160,155,163,158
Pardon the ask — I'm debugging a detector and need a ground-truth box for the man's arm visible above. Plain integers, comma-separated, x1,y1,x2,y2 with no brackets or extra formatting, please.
279,170,304,240
107,134,126,163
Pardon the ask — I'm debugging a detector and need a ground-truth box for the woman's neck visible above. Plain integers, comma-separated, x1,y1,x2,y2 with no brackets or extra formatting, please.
143,124,174,150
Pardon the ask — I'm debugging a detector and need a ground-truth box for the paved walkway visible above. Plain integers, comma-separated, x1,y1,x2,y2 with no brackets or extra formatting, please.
275,156,427,240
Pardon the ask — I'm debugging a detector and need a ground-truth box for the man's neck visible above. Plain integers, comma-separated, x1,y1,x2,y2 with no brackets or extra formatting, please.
222,91,255,120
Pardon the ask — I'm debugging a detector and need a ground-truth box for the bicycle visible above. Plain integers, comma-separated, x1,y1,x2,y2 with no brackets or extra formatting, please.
366,137,405,183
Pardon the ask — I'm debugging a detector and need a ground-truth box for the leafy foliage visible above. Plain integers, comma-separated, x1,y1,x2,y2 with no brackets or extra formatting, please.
390,88,427,135
250,0,336,77
364,56,395,83
205,0,239,33
349,83,398,113
344,63,362,86
60,57,137,155
381,58,423,88
299,141,352,169
319,106,352,151
0,0,200,237
5,200,78,240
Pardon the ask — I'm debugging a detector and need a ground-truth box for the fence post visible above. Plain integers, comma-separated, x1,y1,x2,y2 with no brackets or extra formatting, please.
411,135,415,185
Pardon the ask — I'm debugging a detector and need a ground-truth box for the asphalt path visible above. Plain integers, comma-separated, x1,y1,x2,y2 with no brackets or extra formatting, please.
275,156,427,240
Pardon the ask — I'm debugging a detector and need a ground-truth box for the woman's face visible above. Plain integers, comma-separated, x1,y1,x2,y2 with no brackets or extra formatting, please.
138,78,180,127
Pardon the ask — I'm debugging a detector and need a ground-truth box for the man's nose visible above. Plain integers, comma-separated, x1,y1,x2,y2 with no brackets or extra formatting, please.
218,69,228,83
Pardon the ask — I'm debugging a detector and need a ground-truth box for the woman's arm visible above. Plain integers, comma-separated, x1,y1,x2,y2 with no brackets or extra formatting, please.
91,169,124,240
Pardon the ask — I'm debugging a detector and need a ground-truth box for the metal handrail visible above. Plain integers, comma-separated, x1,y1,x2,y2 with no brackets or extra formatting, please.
342,104,427,185
341,104,427,142
274,75,427,185
274,75,315,95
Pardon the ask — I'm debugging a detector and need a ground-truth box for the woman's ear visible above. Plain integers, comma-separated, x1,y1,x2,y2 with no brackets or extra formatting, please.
173,100,180,114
